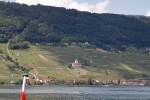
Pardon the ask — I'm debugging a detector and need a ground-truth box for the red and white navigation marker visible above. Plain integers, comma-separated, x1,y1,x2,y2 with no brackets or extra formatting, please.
20,74,28,100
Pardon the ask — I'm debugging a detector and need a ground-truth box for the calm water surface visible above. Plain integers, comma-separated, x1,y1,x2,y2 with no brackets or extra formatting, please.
0,86,150,100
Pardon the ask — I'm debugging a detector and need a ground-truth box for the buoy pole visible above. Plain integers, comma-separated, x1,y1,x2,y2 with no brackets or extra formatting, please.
20,76,26,100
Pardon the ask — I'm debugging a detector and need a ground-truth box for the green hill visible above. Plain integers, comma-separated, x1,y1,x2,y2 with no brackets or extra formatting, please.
0,1,150,50
0,1,150,84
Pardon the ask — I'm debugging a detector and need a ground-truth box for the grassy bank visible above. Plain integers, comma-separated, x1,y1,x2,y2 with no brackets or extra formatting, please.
0,43,150,83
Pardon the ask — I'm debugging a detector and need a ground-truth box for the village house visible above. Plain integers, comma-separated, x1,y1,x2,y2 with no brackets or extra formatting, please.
72,59,82,68
145,48,150,55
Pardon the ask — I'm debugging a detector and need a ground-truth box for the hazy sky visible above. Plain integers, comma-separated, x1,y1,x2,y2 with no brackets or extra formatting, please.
1,0,150,16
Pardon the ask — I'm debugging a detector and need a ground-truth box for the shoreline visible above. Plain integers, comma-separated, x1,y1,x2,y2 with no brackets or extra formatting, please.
0,84,150,89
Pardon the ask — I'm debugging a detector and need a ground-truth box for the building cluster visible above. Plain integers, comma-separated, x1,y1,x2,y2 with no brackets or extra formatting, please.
24,75,150,86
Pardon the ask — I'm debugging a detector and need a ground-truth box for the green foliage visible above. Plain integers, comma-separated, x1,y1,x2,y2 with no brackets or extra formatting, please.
9,41,30,50
0,1,150,49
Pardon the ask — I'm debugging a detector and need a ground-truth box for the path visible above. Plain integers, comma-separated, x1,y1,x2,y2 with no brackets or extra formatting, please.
38,54,49,62
6,40,16,61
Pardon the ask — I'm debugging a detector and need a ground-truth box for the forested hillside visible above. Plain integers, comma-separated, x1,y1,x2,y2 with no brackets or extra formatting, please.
0,1,150,49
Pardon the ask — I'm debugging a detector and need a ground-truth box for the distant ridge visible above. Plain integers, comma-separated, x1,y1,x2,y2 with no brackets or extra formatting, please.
0,1,150,50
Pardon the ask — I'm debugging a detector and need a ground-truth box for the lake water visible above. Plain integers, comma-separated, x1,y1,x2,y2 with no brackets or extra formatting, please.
0,86,150,100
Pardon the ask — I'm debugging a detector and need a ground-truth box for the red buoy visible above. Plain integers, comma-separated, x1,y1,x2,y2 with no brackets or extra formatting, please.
20,91,26,100
20,75,28,100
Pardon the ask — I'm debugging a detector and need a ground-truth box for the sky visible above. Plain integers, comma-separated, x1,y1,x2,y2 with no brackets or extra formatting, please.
1,0,150,16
